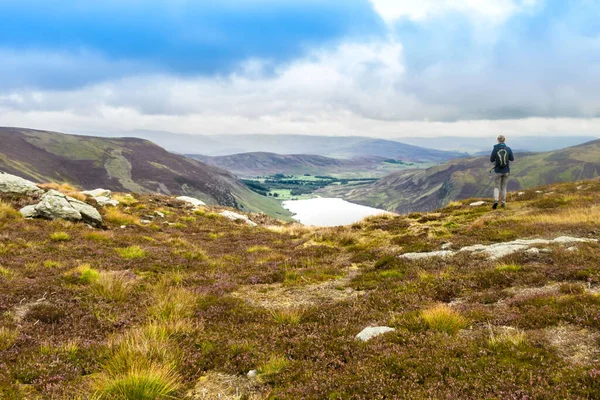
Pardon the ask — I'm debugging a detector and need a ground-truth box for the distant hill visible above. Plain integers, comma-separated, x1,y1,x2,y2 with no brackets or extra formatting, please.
86,131,466,162
320,139,600,213
397,136,598,154
189,152,416,178
0,127,291,219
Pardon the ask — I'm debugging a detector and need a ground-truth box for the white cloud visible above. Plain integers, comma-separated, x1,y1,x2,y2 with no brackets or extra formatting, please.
369,0,537,24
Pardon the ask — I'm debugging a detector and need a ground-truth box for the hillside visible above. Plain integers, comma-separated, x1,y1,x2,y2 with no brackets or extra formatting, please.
0,127,291,219
190,152,414,178
321,139,600,213
1,177,600,398
92,131,466,162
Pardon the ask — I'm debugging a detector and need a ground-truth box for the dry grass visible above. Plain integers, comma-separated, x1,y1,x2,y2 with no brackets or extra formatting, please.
50,231,71,242
91,364,181,400
421,304,469,334
104,209,140,226
0,327,18,351
116,246,147,259
0,201,21,221
487,325,527,348
188,372,263,400
519,205,600,225
270,308,303,325
84,231,113,242
92,271,134,302
39,182,86,201
149,286,197,322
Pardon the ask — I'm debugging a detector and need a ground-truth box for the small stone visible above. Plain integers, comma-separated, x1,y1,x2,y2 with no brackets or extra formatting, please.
220,211,257,227
356,326,396,342
517,192,526,196
140,219,151,224
19,205,38,218
82,188,111,198
441,242,453,250
470,201,486,206
535,191,543,194
120,225,126,229
94,196,120,207
525,248,540,255
566,246,578,252
155,211,165,218
247,370,258,378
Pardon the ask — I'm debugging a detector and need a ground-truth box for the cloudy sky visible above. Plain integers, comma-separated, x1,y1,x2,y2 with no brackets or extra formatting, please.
1,0,599,138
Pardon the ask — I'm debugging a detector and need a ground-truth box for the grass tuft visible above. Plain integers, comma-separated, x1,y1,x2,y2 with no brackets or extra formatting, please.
149,286,196,322
421,304,468,334
0,327,18,351
50,231,71,242
112,194,139,206
488,325,528,348
495,263,522,273
270,309,303,325
92,272,134,302
105,209,140,226
92,364,181,400
258,355,289,378
116,246,147,260
247,245,271,253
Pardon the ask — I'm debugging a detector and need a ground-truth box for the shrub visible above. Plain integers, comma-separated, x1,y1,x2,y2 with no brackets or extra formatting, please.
116,246,147,260
421,304,468,334
50,232,71,242
0,327,18,351
105,209,140,226
79,264,101,284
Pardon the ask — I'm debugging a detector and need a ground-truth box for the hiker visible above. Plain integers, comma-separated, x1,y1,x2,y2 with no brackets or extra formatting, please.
490,135,514,209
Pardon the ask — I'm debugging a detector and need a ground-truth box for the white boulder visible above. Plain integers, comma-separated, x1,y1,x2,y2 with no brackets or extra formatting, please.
20,190,102,226
0,172,43,195
177,196,206,207
220,211,258,227
356,326,396,342
82,188,111,198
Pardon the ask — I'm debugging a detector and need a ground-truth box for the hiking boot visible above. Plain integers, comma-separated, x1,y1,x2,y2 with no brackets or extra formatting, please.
493,203,498,210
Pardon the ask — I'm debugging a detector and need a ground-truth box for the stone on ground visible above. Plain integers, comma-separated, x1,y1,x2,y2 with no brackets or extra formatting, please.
82,188,111,197
356,326,396,342
470,201,486,206
20,190,102,226
0,172,44,195
220,211,257,227
177,196,207,207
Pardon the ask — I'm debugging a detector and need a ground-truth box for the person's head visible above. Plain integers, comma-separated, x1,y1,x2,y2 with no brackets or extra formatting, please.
497,135,506,143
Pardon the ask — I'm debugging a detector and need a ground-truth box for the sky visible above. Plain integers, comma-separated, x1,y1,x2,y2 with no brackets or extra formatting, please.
1,0,600,138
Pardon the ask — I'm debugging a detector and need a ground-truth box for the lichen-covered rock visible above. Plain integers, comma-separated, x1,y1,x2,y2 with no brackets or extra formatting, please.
94,196,120,207
20,190,102,226
220,211,257,227
82,188,111,198
177,196,207,207
0,172,43,195
356,326,396,342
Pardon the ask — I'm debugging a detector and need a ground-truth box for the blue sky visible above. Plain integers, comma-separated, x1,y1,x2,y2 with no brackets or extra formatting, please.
1,0,599,137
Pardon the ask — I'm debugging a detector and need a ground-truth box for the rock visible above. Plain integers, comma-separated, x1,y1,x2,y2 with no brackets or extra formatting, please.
140,219,151,224
356,326,396,342
220,211,258,227
535,190,543,194
82,188,111,198
21,190,102,226
441,242,453,250
402,250,454,260
470,201,486,206
94,196,120,207
518,192,526,196
401,236,597,261
155,211,165,218
525,248,540,255
19,205,38,218
247,370,258,379
177,196,206,207
566,246,578,252
0,172,43,195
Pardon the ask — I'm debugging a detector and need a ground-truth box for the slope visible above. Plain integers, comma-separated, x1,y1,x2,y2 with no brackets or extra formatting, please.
320,139,600,213
0,127,291,219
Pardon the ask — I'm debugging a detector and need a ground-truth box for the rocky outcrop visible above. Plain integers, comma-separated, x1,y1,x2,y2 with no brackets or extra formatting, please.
0,172,43,195
220,211,257,227
177,196,207,208
83,188,119,207
20,190,102,226
401,236,598,261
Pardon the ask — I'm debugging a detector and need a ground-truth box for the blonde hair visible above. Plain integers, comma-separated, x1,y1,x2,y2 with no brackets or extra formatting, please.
497,135,506,143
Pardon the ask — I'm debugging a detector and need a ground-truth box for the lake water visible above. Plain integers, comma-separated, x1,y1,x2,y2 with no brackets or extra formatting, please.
282,198,392,227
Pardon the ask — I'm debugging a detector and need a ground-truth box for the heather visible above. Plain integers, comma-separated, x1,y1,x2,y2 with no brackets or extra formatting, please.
0,180,599,398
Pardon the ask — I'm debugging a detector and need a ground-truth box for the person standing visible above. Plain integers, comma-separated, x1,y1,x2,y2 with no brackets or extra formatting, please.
490,135,514,209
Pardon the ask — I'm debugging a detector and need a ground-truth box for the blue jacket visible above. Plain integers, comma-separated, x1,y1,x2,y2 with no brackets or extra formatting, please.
490,143,514,173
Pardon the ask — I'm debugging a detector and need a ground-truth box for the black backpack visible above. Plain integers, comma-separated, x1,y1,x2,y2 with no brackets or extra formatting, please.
496,148,509,168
